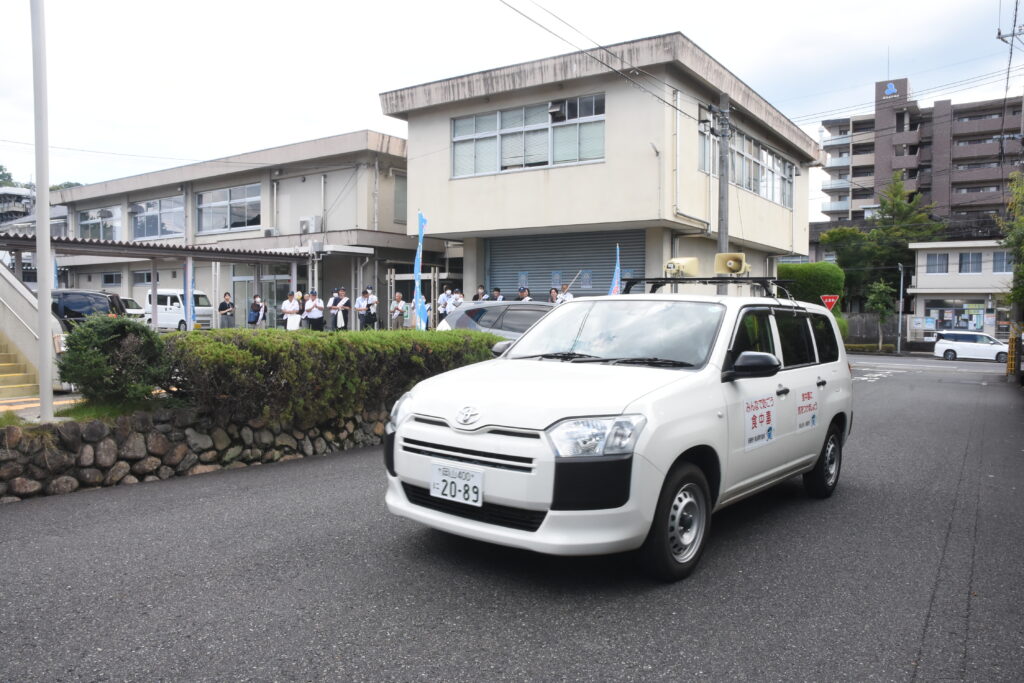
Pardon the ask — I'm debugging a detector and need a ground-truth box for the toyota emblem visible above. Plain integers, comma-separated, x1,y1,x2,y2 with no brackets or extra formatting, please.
456,406,480,425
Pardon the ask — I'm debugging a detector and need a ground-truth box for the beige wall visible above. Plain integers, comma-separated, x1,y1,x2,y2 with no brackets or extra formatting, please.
911,242,1013,295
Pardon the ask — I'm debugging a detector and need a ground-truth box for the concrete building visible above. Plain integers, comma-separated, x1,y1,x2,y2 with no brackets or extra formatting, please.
906,239,1013,340
27,131,446,326
821,78,1023,222
0,187,35,225
380,33,819,295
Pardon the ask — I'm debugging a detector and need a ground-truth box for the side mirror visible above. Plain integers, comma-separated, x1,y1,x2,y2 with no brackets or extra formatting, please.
722,351,781,382
492,340,513,357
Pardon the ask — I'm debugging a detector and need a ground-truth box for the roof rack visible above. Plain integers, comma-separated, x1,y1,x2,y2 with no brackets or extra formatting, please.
621,277,793,297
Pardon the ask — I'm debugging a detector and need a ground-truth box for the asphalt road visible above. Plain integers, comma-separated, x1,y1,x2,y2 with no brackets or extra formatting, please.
2,355,1022,682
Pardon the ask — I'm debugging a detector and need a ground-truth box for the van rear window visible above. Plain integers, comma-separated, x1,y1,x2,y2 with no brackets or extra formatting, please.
810,314,840,363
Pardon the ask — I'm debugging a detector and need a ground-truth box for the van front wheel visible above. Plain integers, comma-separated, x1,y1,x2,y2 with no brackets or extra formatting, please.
177,321,187,331
639,463,711,582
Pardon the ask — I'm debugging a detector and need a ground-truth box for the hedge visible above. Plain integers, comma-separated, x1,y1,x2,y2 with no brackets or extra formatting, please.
778,262,849,339
845,343,896,354
163,329,501,423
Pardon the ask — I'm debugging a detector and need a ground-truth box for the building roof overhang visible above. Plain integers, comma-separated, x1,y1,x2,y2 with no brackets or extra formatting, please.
0,233,311,264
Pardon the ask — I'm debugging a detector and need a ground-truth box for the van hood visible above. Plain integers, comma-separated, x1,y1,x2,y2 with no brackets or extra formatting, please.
406,358,691,431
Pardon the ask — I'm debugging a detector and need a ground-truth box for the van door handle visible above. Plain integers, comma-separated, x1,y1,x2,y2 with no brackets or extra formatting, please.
776,386,790,396
816,379,827,388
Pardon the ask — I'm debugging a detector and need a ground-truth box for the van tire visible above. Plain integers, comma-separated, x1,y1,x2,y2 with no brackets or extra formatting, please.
639,463,711,582
804,425,842,499
996,352,1008,364
177,321,187,332
943,349,956,361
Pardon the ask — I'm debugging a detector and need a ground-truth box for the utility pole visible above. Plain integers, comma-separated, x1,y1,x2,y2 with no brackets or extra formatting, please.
711,93,731,295
31,0,53,422
897,262,904,355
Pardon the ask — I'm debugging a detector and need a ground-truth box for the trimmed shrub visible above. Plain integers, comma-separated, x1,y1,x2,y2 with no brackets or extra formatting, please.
779,262,848,338
163,329,501,423
57,316,168,402
845,343,895,354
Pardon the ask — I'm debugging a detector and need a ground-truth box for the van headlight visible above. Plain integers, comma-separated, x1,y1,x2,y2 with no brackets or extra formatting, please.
547,415,646,457
388,392,412,429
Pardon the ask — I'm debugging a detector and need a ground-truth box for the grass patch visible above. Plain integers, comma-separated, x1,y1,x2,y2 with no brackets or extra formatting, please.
55,396,189,422
0,410,28,428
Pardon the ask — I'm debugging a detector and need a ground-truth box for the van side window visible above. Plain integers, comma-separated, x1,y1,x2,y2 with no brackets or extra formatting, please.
157,294,171,306
775,314,816,367
729,310,774,366
809,314,840,363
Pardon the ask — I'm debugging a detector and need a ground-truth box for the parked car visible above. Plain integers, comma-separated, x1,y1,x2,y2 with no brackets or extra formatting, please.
50,289,127,331
436,300,555,339
121,297,145,319
142,289,214,331
933,331,1008,363
384,293,853,581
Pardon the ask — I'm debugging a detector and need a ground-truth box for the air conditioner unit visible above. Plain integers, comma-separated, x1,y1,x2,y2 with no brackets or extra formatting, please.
263,227,280,238
299,216,322,234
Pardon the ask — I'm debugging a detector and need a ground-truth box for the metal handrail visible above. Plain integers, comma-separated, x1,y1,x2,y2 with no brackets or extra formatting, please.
0,294,40,340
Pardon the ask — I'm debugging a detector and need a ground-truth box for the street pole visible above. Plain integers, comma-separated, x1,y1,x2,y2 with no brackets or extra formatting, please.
897,262,904,355
713,94,731,295
30,0,53,422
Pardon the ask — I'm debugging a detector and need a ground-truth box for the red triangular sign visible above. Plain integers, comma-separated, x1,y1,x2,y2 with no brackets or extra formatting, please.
820,294,839,310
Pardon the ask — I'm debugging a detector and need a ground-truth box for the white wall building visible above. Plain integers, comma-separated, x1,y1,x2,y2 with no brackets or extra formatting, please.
380,33,820,296
907,239,1014,339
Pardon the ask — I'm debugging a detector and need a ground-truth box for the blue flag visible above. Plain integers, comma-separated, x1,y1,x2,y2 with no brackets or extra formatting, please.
608,243,621,296
414,212,429,330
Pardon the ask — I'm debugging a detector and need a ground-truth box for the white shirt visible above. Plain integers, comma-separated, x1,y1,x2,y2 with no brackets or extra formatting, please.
355,296,368,313
444,296,463,314
305,298,324,319
367,294,378,314
556,291,574,304
282,298,301,330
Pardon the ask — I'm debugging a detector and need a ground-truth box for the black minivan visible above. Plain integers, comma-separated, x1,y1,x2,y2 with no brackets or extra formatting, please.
51,289,127,330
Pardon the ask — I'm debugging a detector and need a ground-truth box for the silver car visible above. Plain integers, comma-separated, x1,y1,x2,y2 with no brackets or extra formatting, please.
437,300,554,340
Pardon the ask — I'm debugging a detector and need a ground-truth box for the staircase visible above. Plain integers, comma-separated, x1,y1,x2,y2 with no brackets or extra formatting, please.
0,330,38,399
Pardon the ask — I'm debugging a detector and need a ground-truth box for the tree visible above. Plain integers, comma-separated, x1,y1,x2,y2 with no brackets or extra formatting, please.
864,280,896,351
0,164,15,187
777,262,849,338
998,171,1024,306
820,171,943,308
50,181,82,191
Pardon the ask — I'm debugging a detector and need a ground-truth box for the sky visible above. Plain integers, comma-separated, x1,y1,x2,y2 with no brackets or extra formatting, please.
2,0,1021,222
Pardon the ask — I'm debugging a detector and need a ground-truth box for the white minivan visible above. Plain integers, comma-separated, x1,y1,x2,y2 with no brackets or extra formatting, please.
143,289,214,331
933,331,1008,363
385,293,853,580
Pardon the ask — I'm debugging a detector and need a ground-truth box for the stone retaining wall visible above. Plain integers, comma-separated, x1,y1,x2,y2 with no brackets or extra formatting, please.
0,406,388,504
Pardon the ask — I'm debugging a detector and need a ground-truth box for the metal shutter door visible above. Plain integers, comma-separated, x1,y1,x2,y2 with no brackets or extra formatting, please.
486,230,645,296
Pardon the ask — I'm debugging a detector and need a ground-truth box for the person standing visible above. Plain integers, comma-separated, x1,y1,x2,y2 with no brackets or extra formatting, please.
305,290,325,331
491,287,504,301
437,286,452,322
517,287,532,301
326,289,340,331
389,291,410,329
472,285,489,301
248,294,268,329
355,289,376,330
334,287,351,330
556,283,574,305
218,293,235,328
547,288,559,303
366,287,379,329
282,291,301,331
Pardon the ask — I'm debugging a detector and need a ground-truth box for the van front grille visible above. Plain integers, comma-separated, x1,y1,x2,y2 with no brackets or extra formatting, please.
401,437,535,473
402,483,546,532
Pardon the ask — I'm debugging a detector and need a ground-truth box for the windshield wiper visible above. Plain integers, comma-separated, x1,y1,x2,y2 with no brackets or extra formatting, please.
604,357,695,368
515,352,598,361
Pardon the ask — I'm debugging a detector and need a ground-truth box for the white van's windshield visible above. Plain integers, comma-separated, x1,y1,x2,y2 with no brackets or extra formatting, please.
194,294,211,307
508,299,725,367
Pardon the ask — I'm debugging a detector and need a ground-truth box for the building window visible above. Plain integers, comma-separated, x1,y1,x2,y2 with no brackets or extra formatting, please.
197,183,261,232
130,196,184,240
393,174,407,224
956,113,1001,122
955,162,999,170
993,251,1014,273
21,270,38,284
958,252,982,273
132,271,158,285
451,94,605,177
926,253,948,273
102,272,121,286
78,206,121,241
954,185,999,194
699,122,795,209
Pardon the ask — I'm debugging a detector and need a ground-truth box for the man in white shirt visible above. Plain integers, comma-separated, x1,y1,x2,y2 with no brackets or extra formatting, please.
366,287,379,328
331,287,350,330
282,291,301,331
445,289,464,316
389,292,411,329
355,289,377,330
304,289,325,331
437,287,452,322
491,287,504,301
556,284,574,304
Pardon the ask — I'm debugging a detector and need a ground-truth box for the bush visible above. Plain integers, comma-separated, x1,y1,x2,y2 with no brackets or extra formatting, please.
57,316,168,402
834,315,849,340
845,343,895,354
163,329,501,423
778,262,848,338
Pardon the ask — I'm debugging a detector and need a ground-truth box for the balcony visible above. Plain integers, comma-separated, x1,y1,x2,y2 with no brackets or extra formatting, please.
823,134,851,148
951,141,1002,160
951,189,1004,206
851,130,876,145
892,129,920,146
825,156,851,168
822,179,851,191
952,115,1020,136
822,200,851,213
0,201,30,215
852,197,878,210
851,153,875,167
892,155,919,170
952,165,1005,183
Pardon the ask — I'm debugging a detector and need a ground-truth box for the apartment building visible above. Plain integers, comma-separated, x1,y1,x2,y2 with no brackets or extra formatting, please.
381,33,819,295
820,78,1023,222
906,240,1014,340
20,131,446,325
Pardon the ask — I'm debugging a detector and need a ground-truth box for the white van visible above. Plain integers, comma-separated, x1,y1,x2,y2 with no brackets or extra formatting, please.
143,289,214,331
384,293,854,581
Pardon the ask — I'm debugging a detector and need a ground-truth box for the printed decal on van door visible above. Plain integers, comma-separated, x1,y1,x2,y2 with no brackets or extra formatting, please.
796,389,818,431
745,395,775,451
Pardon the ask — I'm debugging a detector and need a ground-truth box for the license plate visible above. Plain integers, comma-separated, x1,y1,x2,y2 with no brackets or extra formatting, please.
430,463,484,507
